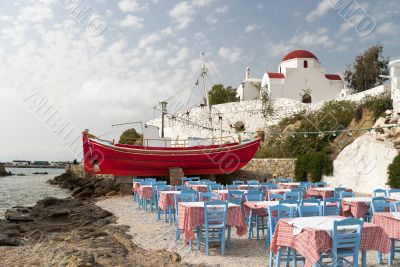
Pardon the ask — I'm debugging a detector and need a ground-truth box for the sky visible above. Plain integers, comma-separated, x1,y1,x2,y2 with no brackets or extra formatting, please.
0,0,399,162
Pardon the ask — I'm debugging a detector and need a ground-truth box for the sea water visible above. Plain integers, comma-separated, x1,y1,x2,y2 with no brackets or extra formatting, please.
0,167,70,218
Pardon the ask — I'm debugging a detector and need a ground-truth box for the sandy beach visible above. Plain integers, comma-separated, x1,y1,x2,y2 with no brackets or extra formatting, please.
97,195,396,267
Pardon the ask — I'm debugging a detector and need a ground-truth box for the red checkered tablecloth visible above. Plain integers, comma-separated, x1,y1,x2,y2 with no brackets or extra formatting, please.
341,197,371,218
270,216,391,267
137,185,153,199
158,191,180,211
372,212,400,239
189,184,208,193
212,189,248,201
238,184,260,190
308,188,353,199
178,202,247,243
278,182,300,189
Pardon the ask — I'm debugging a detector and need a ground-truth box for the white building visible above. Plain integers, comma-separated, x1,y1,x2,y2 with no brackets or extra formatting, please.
239,49,345,103
390,59,400,114
236,67,262,101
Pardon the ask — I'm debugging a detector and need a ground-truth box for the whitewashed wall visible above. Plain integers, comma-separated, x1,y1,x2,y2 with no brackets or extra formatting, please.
147,85,390,142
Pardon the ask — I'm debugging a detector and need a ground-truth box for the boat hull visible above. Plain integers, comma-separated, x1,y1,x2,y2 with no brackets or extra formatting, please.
82,134,260,176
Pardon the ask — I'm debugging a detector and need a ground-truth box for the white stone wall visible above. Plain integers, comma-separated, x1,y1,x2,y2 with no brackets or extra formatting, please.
148,85,390,142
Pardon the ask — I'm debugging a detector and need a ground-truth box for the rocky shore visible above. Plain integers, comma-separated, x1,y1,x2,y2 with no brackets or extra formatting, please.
0,197,185,266
0,163,12,177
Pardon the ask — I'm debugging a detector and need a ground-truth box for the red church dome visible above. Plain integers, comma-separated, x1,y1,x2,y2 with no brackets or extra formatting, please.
282,49,319,62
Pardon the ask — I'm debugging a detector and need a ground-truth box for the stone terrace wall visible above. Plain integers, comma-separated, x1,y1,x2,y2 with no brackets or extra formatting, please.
238,158,296,180
66,164,114,180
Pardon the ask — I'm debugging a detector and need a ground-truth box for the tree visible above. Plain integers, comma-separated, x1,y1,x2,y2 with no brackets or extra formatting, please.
344,45,389,92
208,84,238,105
118,128,143,145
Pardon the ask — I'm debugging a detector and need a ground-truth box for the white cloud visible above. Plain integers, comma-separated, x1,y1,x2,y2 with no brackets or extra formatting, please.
218,46,243,63
245,24,259,33
377,22,396,35
206,15,218,25
216,5,229,14
118,0,148,13
17,4,53,22
118,15,143,29
306,0,337,22
167,47,189,66
169,0,215,30
138,27,173,48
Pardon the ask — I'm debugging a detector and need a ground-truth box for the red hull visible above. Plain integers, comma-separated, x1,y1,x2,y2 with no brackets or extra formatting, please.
82,133,260,176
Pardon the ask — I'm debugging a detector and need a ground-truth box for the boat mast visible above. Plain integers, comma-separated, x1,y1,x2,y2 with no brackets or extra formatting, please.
200,52,214,138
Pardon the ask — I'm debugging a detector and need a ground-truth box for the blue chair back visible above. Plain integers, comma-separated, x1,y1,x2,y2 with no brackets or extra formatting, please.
233,180,244,185
133,178,143,182
208,183,223,191
371,198,390,213
200,192,220,201
176,185,190,191
181,190,199,202
245,191,264,202
332,218,363,266
387,189,400,196
340,191,355,198
298,205,320,217
279,199,299,205
265,184,278,190
273,178,284,183
301,198,321,206
372,188,387,197
247,180,259,185
390,202,400,212
204,200,228,227
141,180,153,186
314,181,327,187
188,181,201,185
268,193,284,201
284,191,302,201
181,177,192,185
145,178,156,182
268,205,294,239
226,184,239,190
323,197,341,216
227,190,244,205
334,187,347,198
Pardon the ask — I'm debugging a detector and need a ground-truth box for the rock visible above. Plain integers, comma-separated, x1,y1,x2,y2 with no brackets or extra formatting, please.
385,109,393,115
106,191,118,197
0,234,19,246
32,172,48,175
389,118,398,124
48,209,71,218
0,163,12,176
74,188,94,198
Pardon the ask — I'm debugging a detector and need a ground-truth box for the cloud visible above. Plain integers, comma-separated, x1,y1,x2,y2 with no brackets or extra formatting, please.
17,4,53,22
216,5,229,14
168,0,215,30
118,15,143,29
245,24,259,33
118,0,148,13
377,22,396,35
167,47,189,66
206,15,218,25
137,27,173,48
218,46,242,63
306,0,336,22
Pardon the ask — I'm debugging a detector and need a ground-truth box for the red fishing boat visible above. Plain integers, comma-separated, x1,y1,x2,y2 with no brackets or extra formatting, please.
82,53,261,176
82,132,260,176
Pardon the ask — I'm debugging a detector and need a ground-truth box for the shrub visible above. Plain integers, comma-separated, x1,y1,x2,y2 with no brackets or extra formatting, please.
294,152,333,182
387,154,400,188
362,92,392,119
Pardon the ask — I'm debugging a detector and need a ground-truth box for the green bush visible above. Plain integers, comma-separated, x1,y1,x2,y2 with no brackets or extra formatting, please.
294,152,333,182
387,154,400,188
362,92,392,119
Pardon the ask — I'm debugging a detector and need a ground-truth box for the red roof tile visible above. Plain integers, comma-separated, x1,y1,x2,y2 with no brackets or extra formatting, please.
282,49,319,62
325,74,342,80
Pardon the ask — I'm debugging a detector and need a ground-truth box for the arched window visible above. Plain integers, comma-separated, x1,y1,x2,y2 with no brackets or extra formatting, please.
303,60,308,68
302,94,312,103
279,67,281,73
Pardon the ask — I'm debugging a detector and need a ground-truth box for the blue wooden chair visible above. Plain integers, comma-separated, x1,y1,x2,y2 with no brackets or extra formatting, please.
181,190,199,202
279,199,299,205
369,197,390,221
196,200,228,256
175,185,190,191
265,184,278,190
334,187,347,198
247,180,259,184
208,183,223,191
155,186,173,223
232,180,244,185
322,197,341,216
199,192,220,201
227,190,244,205
314,181,327,187
226,184,239,190
284,191,302,201
268,193,284,201
387,189,400,196
145,178,156,182
188,181,201,185
339,191,355,198
245,191,267,240
317,218,363,267
180,177,192,185
390,201,400,212
298,205,321,217
301,198,321,206
372,188,387,197
267,205,296,266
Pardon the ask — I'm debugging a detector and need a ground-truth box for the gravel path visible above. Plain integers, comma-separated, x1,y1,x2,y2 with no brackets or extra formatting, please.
96,196,394,267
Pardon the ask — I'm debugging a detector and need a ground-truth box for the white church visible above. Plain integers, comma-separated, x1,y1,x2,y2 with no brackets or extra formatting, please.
237,49,348,103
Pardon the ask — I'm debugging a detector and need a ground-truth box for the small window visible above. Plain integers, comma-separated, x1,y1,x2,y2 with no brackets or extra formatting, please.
304,60,308,68
302,94,312,103
279,67,281,73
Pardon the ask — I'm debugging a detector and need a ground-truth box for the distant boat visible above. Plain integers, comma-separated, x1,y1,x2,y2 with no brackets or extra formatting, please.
82,132,260,176
82,52,260,176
